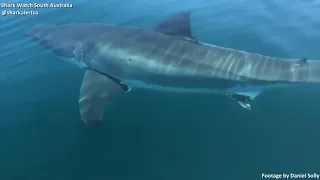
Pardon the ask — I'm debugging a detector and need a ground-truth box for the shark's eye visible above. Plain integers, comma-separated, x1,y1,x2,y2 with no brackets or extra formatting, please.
80,49,84,57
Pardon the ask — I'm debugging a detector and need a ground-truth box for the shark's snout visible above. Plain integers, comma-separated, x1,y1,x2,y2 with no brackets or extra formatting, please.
25,25,81,58
24,25,55,40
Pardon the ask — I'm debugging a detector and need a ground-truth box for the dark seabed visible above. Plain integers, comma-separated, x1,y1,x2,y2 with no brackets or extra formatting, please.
1,0,320,179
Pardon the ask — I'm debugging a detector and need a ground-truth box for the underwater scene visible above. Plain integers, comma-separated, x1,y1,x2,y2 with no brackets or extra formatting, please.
1,0,320,179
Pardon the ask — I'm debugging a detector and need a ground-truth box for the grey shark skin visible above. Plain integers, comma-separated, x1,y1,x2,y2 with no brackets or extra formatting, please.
25,12,320,127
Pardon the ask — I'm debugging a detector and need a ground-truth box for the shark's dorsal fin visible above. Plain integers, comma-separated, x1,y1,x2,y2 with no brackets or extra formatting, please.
292,57,308,68
155,11,197,42
299,57,308,64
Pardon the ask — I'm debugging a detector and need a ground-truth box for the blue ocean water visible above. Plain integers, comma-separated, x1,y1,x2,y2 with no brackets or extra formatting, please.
1,0,320,179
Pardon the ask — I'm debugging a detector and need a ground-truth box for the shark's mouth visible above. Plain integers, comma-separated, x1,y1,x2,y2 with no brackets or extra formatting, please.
63,57,88,69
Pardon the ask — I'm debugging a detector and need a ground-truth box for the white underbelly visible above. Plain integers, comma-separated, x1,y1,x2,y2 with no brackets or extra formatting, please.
124,79,223,94
123,79,282,93
123,79,297,100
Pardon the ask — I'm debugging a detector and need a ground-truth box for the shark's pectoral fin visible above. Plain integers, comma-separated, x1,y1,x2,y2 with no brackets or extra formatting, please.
79,70,130,127
155,11,198,43
226,91,262,110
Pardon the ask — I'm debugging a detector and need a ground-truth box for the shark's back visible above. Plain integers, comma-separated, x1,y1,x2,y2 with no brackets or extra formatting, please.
89,26,298,84
25,22,320,87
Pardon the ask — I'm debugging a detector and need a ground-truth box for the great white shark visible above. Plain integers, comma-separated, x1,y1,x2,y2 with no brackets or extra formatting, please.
25,12,320,127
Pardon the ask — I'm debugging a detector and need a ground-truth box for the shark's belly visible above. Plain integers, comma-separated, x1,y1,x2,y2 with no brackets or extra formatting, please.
123,78,296,102
123,79,290,94
123,79,223,94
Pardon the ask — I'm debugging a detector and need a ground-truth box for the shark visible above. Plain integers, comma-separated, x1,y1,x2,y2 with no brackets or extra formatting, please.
24,11,320,127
